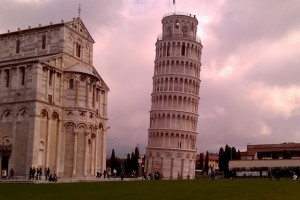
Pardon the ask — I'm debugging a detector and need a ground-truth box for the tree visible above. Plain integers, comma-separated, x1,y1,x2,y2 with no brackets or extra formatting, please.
134,146,140,172
108,149,123,175
199,153,204,170
124,153,131,175
203,151,209,174
109,149,117,170
224,145,231,177
231,147,237,160
218,147,225,172
119,146,141,177
236,150,241,160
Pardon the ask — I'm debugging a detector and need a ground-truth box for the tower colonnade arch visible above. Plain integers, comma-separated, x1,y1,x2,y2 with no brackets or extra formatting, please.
155,40,202,62
149,111,198,132
151,93,199,112
153,75,200,95
148,131,197,150
154,59,201,78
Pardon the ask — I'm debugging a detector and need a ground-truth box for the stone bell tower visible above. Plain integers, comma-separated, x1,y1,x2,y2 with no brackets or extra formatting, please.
145,12,203,180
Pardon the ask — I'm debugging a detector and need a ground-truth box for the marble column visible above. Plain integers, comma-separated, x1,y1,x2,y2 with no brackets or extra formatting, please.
72,131,78,176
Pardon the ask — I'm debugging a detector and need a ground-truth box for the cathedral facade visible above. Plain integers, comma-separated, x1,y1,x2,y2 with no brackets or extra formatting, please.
145,12,202,179
0,17,109,178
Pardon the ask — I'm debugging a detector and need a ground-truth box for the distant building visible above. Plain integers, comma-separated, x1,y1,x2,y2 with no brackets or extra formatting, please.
0,16,109,178
241,143,300,160
145,12,203,180
229,143,300,169
196,152,219,171
207,153,219,171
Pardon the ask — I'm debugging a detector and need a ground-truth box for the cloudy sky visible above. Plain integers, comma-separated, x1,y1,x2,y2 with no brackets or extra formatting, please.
1,0,300,157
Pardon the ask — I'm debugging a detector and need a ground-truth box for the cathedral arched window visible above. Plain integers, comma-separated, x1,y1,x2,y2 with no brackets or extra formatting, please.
76,43,81,57
69,79,74,89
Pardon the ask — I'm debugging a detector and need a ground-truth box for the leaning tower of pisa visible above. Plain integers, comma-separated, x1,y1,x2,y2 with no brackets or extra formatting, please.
145,12,202,180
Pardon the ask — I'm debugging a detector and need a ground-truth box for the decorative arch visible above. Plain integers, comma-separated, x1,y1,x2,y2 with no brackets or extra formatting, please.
64,122,76,129
41,109,49,119
98,123,104,130
1,109,13,122
88,124,95,132
1,136,11,145
77,123,87,131
52,111,59,120
17,107,29,121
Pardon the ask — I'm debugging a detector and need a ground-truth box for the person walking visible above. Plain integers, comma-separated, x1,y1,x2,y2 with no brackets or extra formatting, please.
9,168,14,179
3,169,7,179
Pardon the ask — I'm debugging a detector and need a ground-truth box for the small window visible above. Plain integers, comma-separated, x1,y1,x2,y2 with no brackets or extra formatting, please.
4,69,10,87
167,46,170,56
42,34,46,49
69,79,74,89
175,20,179,29
48,94,53,103
96,89,99,102
181,45,185,56
49,71,53,86
16,39,20,53
167,27,172,36
182,26,188,36
20,67,25,85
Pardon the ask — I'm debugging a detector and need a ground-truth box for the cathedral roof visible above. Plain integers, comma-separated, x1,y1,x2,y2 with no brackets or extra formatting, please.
65,64,99,78
65,63,110,91
0,18,94,43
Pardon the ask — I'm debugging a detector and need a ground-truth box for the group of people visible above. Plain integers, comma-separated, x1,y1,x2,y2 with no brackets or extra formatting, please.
96,168,118,179
96,168,143,180
96,169,110,179
1,168,14,179
28,167,57,182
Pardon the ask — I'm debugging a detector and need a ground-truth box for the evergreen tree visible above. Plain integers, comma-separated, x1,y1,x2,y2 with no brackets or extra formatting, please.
231,147,237,160
224,145,231,177
124,153,131,175
134,147,140,172
199,153,204,170
203,151,209,174
218,147,225,172
109,149,117,170
237,150,241,160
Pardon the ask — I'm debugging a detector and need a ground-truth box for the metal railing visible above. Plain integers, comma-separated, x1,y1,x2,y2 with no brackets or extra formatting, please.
157,33,201,43
163,12,197,19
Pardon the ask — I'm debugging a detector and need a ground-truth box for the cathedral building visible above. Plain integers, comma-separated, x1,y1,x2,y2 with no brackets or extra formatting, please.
0,16,109,178
145,12,202,179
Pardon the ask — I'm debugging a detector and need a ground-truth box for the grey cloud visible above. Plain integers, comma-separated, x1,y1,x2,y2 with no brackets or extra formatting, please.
204,0,300,69
245,58,300,87
0,0,124,34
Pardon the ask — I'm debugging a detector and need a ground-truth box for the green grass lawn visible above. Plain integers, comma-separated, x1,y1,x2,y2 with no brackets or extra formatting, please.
0,178,299,200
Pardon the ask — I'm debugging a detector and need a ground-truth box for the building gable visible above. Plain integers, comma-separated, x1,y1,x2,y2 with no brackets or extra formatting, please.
65,18,95,43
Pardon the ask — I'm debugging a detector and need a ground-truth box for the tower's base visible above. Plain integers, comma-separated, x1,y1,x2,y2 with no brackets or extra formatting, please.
145,148,196,180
